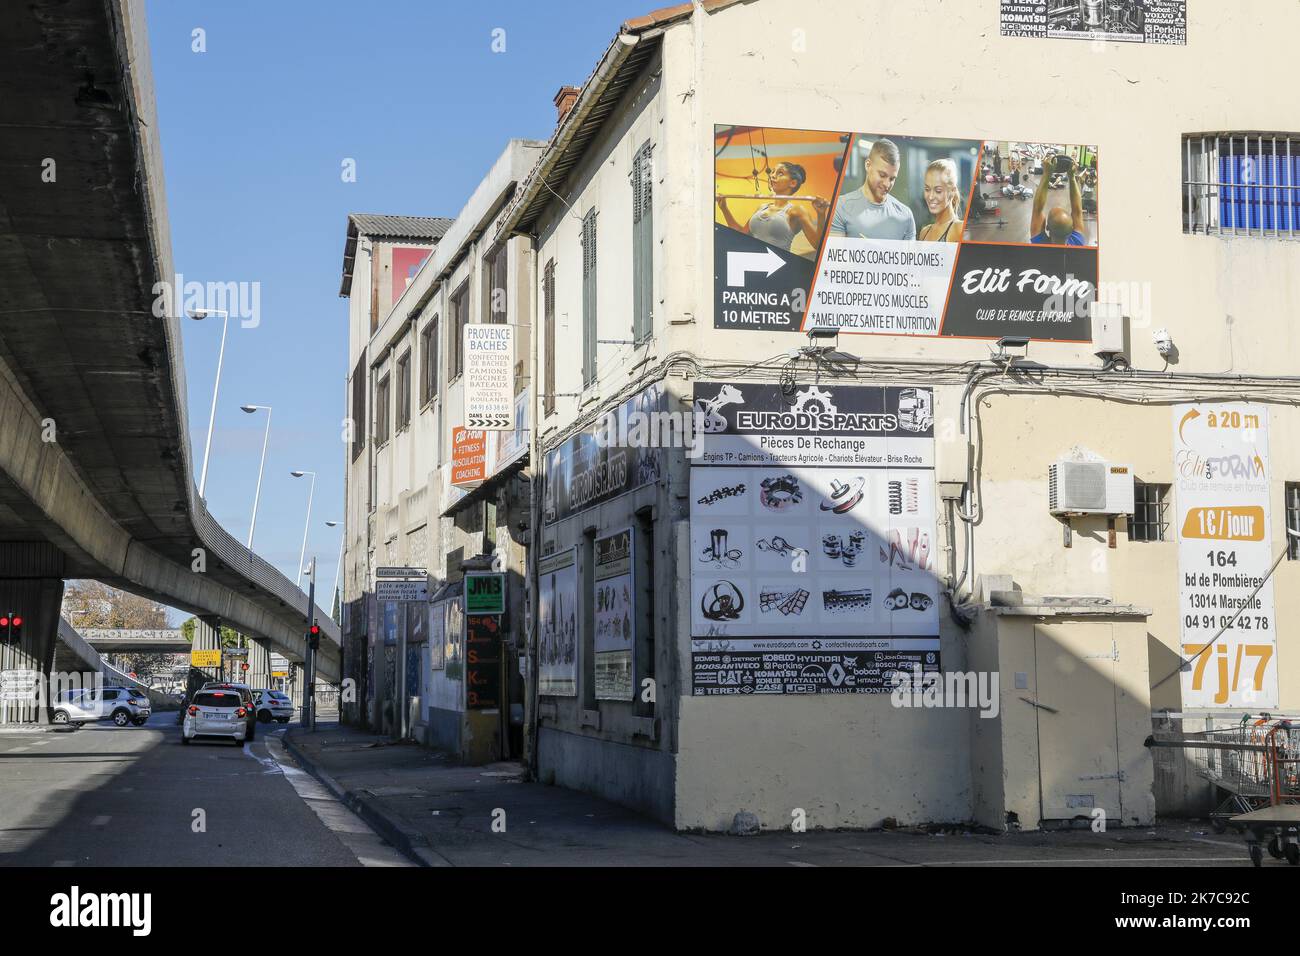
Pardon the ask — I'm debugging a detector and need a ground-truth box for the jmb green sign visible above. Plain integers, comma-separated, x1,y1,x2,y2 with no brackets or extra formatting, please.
465,572,505,615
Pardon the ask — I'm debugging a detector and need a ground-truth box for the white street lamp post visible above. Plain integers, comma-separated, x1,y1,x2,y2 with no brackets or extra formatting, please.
291,470,316,589
241,405,272,549
189,309,230,499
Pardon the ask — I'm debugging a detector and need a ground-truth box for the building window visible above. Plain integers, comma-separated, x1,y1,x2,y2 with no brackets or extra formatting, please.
581,209,597,387
374,373,391,447
450,281,469,379
543,259,555,416
395,350,411,431
1287,483,1300,560
1128,481,1171,542
483,244,508,323
1183,133,1300,238
420,317,439,406
350,355,366,461
632,141,654,344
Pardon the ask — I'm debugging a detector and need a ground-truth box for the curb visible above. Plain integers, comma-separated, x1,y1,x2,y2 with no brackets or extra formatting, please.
280,728,449,867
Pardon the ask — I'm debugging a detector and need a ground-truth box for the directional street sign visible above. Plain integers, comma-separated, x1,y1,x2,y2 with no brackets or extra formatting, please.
375,566,427,579
376,579,429,602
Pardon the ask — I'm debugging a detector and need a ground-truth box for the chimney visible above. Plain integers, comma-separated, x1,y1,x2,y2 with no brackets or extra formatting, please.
553,86,580,124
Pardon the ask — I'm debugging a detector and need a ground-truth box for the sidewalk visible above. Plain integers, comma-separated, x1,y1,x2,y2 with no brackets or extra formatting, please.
282,721,1252,867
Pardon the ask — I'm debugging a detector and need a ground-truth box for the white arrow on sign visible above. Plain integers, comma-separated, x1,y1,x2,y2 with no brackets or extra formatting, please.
726,247,785,287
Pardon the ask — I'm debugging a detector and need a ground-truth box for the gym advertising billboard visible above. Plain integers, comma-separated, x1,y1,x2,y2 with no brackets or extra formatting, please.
713,126,1099,342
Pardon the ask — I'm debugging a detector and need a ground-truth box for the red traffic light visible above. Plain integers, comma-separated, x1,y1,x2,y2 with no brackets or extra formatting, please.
0,617,8,628
12,616,21,628
309,624,320,635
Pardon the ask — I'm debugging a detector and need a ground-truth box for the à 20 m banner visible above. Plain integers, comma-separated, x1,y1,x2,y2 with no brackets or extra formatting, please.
713,126,1099,341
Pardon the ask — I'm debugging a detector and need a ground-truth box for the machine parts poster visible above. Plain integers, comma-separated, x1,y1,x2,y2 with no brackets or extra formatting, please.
1000,1,1186,45
594,529,634,700
538,548,578,697
543,382,664,524
1172,404,1278,708
690,381,939,695
713,125,1099,341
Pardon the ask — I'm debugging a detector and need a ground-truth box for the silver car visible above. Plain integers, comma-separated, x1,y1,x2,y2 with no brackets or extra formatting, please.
51,686,151,727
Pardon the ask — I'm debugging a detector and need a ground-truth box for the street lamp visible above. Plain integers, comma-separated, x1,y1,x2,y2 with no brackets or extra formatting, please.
240,405,272,550
189,308,230,499
325,521,344,616
291,470,316,589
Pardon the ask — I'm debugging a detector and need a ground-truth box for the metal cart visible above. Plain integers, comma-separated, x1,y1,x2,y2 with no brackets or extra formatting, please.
1147,715,1300,865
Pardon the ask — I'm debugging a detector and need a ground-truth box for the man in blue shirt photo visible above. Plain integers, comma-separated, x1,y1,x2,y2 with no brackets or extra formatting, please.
1030,158,1089,245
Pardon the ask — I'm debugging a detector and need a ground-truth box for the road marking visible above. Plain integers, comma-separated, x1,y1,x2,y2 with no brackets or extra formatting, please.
91,815,111,827
259,735,412,867
788,861,818,867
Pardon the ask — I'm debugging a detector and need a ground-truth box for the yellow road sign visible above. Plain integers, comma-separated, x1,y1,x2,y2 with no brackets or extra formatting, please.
190,649,221,667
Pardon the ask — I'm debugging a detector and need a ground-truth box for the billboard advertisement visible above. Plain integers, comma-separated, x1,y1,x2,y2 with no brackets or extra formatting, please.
538,548,578,697
1001,1,1187,46
594,529,635,701
690,381,940,695
543,382,665,524
1172,404,1278,708
713,125,1099,341
464,324,514,430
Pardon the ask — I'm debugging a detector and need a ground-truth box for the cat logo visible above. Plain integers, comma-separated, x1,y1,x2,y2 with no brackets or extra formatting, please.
719,671,741,685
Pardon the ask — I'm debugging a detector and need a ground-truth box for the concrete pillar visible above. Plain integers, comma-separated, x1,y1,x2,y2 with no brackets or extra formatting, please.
0,543,66,725
188,614,223,695
246,639,272,689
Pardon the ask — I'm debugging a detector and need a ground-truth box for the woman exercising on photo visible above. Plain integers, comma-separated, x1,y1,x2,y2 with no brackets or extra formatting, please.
716,162,829,251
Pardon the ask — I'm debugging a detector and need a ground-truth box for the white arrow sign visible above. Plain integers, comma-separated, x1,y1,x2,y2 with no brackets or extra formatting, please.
726,247,785,287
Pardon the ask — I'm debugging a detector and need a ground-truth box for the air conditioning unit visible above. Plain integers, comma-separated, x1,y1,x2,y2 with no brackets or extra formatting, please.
1048,461,1135,516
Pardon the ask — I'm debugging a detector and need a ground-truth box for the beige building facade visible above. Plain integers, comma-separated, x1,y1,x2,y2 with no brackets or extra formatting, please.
492,0,1300,831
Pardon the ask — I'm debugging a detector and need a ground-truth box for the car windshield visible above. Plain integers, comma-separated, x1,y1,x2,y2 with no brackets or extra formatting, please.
193,693,241,708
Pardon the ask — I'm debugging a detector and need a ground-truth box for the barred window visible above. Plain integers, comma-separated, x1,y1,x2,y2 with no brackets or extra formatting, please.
1286,483,1300,560
1183,133,1300,238
1128,480,1171,542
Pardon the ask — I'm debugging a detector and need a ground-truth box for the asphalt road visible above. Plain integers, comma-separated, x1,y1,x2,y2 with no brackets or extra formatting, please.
0,713,410,867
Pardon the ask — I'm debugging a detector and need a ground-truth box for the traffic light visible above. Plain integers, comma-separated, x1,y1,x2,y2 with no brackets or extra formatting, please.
307,622,320,651
0,612,22,643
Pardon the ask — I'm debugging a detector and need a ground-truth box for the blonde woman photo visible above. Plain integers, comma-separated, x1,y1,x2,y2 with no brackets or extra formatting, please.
917,158,964,242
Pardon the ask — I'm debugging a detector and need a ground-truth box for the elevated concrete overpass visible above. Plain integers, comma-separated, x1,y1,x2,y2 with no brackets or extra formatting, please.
79,630,192,654
0,0,340,716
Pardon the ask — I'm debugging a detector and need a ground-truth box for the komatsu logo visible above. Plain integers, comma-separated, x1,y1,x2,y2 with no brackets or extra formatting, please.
736,387,895,433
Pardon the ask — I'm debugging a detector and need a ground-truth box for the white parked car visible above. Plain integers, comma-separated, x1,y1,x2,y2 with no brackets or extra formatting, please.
253,689,293,723
181,689,250,746
51,687,151,727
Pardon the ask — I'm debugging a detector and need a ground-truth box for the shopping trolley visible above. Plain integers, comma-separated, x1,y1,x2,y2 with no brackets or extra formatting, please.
1146,714,1300,864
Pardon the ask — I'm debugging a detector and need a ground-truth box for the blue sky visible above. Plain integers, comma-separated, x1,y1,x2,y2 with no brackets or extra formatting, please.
146,0,641,620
